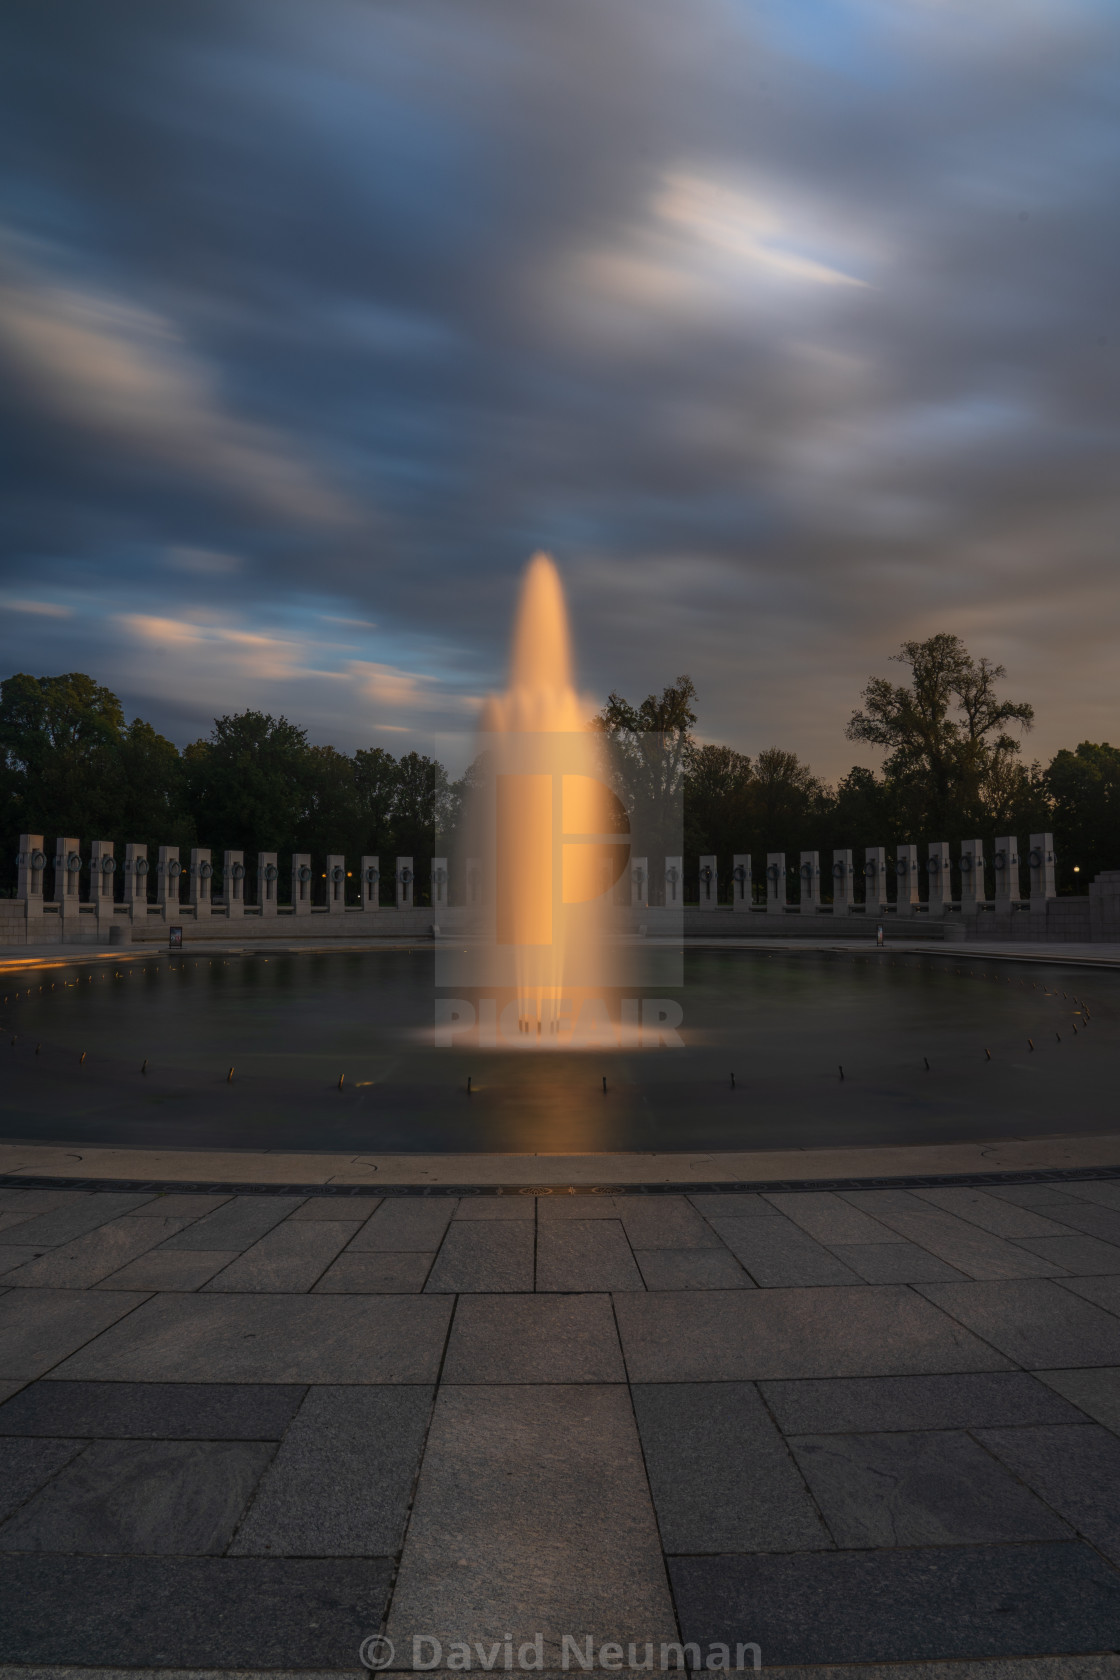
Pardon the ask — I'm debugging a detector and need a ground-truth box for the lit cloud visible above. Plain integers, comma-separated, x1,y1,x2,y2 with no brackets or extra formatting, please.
1,599,73,617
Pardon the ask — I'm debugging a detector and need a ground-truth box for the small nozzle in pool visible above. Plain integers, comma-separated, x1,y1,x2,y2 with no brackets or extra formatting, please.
467,1075,472,1094
985,1048,991,1060
337,1073,345,1090
923,1057,930,1071
141,1059,148,1074
602,1075,608,1093
227,1066,235,1082
838,1064,844,1080
80,1051,86,1064
35,1043,40,1055
1028,1038,1035,1051
730,1073,736,1088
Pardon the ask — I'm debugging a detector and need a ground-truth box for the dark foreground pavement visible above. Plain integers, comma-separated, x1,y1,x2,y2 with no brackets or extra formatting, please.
1,1177,1119,1675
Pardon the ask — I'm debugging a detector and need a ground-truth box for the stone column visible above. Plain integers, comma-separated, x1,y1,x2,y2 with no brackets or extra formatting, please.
1028,833,1056,905
17,834,47,917
325,854,347,914
863,847,887,916
124,843,149,916
926,842,952,914
993,836,1021,912
430,858,448,917
291,853,312,915
360,856,380,912
799,851,821,911
396,857,414,910
630,857,648,909
698,854,718,907
157,847,181,915
190,848,213,919
224,850,246,918
664,856,682,907
90,841,116,925
732,854,751,910
831,849,854,912
959,840,985,914
895,844,919,915
256,853,278,916
54,838,82,919
766,853,787,913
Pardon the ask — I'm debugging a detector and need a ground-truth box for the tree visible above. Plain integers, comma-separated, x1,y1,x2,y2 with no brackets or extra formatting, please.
594,677,698,899
846,634,1033,832
1045,742,1120,888
685,743,753,861
183,712,314,860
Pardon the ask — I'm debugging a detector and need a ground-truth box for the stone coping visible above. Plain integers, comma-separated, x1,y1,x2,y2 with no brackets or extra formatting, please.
1,1132,1118,1191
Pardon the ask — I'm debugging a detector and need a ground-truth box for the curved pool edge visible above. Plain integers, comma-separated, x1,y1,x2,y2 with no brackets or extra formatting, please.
2,1130,1118,1192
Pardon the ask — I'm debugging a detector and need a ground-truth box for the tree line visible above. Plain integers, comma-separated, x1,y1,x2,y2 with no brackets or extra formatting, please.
1,635,1117,901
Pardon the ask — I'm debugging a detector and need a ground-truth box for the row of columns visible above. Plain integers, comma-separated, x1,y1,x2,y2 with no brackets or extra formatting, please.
14,838,450,918
633,836,1058,913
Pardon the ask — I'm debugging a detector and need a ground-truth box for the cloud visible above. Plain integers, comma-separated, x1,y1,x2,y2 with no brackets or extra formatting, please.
1,599,73,617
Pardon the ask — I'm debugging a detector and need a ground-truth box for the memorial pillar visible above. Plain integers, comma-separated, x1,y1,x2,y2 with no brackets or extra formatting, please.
54,838,82,920
17,833,46,920
430,857,448,917
993,836,1021,913
257,852,278,916
732,854,751,910
799,851,821,911
895,843,919,915
863,846,887,916
766,852,787,913
396,856,414,910
698,854,718,908
831,849,854,912
926,842,951,914
959,839,985,914
157,846,182,917
1028,833,1056,905
124,843,149,918
326,853,347,914
360,856,380,912
224,850,246,918
190,848,213,919
664,856,682,908
630,857,648,909
90,840,116,927
291,853,312,915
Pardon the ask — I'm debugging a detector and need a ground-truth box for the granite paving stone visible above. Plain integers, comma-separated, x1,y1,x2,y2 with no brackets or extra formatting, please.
788,1429,1071,1547
384,1385,675,1664
977,1423,1120,1564
230,1385,433,1556
442,1294,625,1383
204,1220,361,1293
0,1380,306,1439
536,1194,624,1218
0,1288,150,1382
287,1196,382,1220
0,1249,46,1278
836,1189,938,1215
760,1372,1089,1435
1034,1201,1120,1244
916,1279,1120,1367
0,1438,87,1523
160,1196,306,1253
861,1210,1068,1280
668,1542,1120,1666
347,1198,457,1251
688,1192,781,1218
636,1249,753,1290
1062,1180,1120,1210
0,1190,92,1214
614,1287,1012,1382
97,1249,241,1291
0,1554,392,1667
1014,1234,1120,1274
3,1217,192,1289
632,1381,830,1553
617,1196,721,1250
764,1192,903,1246
4,1194,157,1249
911,1188,1073,1239
453,1195,534,1219
739,1663,1120,1679
424,1221,534,1292
0,1211,37,1236
0,1439,274,1555
535,1221,644,1291
987,1184,1092,1209
1034,1368,1120,1435
707,1217,863,1286
49,1293,452,1384
314,1252,434,1293
129,1195,233,1218
827,1242,966,1284
1057,1274,1120,1316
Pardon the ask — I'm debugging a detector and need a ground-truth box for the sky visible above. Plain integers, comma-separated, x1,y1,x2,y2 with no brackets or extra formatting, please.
1,0,1118,782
